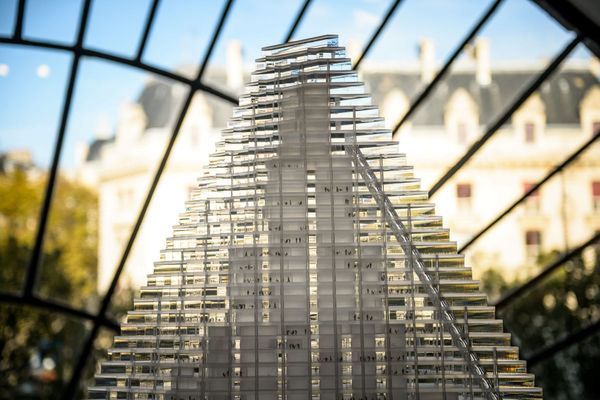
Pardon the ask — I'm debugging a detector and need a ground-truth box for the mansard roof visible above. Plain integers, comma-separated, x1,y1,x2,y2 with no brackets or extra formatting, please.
86,63,598,162
366,66,598,126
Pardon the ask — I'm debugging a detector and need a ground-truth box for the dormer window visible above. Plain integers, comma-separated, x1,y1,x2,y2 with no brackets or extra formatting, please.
456,183,472,210
593,181,600,211
444,89,479,144
513,94,545,144
524,122,536,143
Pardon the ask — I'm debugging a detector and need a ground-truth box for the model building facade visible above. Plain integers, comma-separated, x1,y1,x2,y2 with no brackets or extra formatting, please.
89,35,542,400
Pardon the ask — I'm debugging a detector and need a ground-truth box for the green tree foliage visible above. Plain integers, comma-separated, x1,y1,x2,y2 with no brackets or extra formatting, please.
0,169,98,399
482,247,600,399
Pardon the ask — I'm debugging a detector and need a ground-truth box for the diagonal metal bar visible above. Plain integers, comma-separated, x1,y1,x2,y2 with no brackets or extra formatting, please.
61,321,99,399
527,318,600,367
13,0,26,39
0,292,119,331
392,0,503,138
103,91,198,331
135,0,160,61
428,35,580,198
494,231,600,311
62,38,214,399
284,0,312,43
24,0,91,298
460,128,600,253
353,0,404,70
0,37,239,105
196,0,235,80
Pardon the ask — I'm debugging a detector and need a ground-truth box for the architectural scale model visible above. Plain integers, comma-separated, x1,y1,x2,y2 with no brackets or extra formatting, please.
88,35,542,400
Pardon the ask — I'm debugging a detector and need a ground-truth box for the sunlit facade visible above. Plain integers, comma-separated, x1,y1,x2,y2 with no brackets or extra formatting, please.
89,35,541,400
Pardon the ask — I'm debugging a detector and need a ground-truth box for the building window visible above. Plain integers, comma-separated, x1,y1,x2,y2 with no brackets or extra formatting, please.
523,182,541,212
456,183,472,209
593,181,600,211
525,230,542,260
524,122,536,143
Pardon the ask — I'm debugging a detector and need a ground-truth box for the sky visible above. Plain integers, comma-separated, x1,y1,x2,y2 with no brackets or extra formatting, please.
0,0,593,170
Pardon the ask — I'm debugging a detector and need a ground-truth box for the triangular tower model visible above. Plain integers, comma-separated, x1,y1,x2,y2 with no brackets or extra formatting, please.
89,35,542,400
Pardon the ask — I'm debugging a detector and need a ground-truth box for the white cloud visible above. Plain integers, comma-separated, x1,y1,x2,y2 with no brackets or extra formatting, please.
0,64,9,77
37,64,50,79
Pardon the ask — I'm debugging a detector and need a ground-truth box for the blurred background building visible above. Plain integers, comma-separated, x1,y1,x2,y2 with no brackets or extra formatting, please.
74,38,600,291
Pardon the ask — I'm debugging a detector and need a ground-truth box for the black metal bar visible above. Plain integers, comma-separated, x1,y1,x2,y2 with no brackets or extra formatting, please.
24,0,91,298
196,0,235,80
284,0,312,43
527,318,600,367
135,0,160,61
392,0,503,137
494,231,600,311
460,128,600,253
63,72,200,400
61,323,99,399
0,37,239,105
13,0,26,40
428,35,580,198
353,0,404,70
0,292,119,332
103,89,195,323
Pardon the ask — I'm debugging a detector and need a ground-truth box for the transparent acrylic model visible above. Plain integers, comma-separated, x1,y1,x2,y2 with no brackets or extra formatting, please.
88,35,542,400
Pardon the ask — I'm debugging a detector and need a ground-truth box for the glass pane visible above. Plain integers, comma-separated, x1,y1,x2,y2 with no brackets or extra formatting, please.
23,0,84,44
0,303,90,398
347,0,596,285
0,0,18,36
366,0,495,122
104,89,230,319
499,249,600,397
439,43,598,276
203,0,304,95
84,0,152,58
531,330,600,400
35,59,187,312
142,0,227,79
0,45,71,293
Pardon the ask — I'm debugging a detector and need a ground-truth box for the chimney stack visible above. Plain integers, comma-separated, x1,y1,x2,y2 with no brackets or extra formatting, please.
475,38,491,86
226,40,244,90
419,38,435,83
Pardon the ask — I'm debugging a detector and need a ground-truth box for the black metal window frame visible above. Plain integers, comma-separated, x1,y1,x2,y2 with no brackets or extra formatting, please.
1,0,599,398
